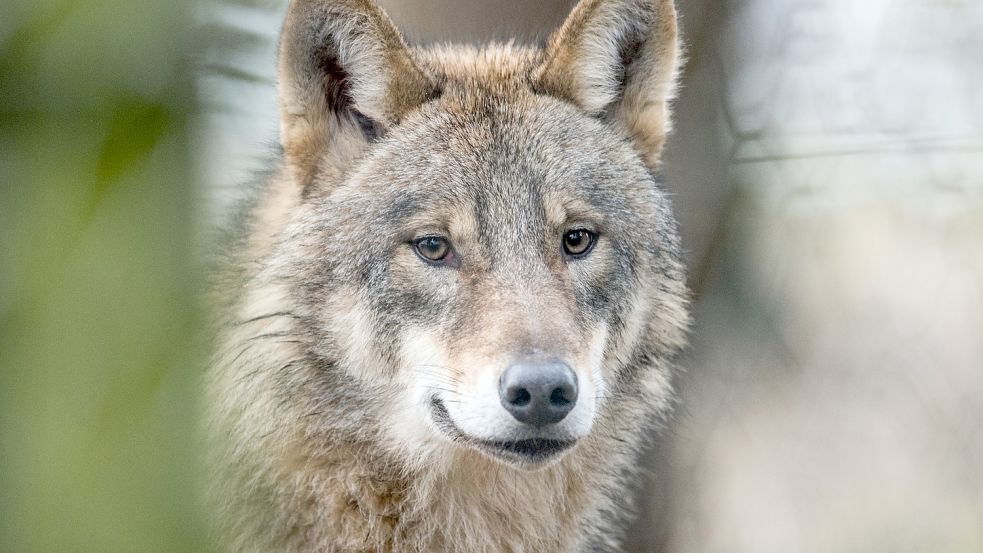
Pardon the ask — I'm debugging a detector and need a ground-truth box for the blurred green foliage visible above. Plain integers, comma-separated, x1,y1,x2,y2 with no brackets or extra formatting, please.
1,0,211,551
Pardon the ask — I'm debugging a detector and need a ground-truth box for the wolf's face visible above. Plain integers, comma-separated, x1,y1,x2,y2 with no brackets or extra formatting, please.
303,95,678,467
271,0,685,470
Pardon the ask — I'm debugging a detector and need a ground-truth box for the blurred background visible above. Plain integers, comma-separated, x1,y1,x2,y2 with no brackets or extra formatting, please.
3,1,981,552
2,1,209,552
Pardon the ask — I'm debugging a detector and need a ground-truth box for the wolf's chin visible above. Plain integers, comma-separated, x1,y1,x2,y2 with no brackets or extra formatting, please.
428,397,578,469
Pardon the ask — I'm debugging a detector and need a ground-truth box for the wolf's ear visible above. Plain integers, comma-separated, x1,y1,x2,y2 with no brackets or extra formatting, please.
533,0,681,167
277,0,437,188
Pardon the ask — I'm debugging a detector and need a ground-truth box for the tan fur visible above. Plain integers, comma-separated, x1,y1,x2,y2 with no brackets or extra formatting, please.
208,1,687,552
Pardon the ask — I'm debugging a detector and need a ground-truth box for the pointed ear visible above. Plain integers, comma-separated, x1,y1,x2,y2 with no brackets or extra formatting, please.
277,0,438,188
533,0,681,167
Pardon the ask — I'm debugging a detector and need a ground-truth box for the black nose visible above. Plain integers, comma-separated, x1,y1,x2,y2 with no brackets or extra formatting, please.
499,359,578,426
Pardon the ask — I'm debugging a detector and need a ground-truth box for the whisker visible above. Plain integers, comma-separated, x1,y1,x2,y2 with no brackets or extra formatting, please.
236,311,302,326
247,331,298,342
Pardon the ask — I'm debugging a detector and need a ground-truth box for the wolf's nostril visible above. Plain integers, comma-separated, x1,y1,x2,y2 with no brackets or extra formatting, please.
550,387,572,406
511,388,532,406
499,359,579,427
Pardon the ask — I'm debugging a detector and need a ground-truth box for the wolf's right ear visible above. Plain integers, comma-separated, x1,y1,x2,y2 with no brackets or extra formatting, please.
277,0,437,189
533,0,681,168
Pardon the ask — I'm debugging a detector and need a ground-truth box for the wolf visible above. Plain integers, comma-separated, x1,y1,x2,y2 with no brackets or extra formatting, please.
206,0,688,551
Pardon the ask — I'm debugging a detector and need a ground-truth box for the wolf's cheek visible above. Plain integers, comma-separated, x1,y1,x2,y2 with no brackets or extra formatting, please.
373,249,460,326
372,328,457,465
321,286,395,382
568,240,636,327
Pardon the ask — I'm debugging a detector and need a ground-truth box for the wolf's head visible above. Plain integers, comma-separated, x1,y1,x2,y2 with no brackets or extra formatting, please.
258,0,687,470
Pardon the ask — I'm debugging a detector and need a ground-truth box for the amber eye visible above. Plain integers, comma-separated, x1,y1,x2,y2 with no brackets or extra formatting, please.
414,236,452,263
562,229,597,258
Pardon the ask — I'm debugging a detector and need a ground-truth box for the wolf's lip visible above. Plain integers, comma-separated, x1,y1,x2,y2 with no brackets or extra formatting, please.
429,397,576,464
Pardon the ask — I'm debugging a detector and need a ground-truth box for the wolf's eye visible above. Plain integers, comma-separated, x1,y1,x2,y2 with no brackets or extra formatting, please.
562,229,597,258
414,236,453,264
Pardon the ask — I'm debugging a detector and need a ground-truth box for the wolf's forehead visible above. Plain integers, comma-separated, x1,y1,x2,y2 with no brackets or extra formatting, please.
366,46,643,233
387,106,615,228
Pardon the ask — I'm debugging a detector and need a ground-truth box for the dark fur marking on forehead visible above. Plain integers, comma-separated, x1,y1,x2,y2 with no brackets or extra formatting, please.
383,194,420,224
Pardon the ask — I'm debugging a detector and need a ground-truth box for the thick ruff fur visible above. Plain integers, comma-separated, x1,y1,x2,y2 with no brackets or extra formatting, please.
207,1,689,551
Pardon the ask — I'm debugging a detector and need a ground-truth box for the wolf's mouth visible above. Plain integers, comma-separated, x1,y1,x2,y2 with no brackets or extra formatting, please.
429,397,576,465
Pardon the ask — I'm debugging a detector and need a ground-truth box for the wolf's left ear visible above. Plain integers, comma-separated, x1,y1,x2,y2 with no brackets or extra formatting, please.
277,0,438,188
533,0,681,167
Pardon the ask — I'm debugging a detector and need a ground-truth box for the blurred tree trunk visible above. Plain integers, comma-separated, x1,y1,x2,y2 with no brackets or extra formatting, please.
648,2,983,553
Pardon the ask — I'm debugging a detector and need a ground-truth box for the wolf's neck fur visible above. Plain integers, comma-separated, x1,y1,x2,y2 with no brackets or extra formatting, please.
277,437,606,553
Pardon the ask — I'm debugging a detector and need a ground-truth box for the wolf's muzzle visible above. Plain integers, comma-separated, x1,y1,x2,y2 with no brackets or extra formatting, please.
498,359,578,427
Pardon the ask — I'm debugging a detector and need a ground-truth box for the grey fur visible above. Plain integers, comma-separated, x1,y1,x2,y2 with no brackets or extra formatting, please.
207,1,688,551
